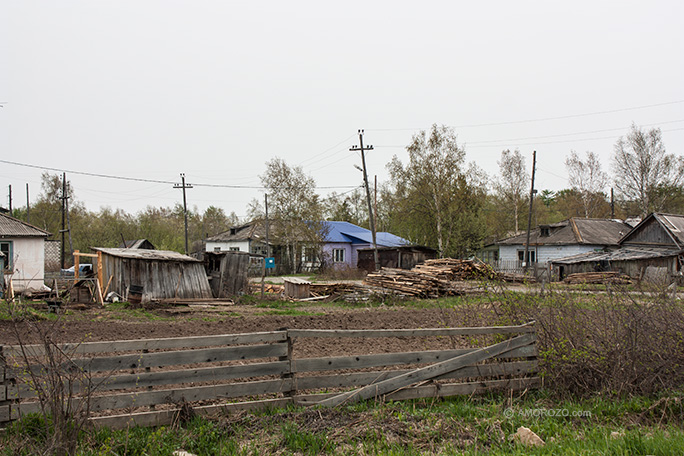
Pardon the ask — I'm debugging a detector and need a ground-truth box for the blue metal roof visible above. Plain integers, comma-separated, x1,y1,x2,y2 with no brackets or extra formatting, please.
322,221,409,247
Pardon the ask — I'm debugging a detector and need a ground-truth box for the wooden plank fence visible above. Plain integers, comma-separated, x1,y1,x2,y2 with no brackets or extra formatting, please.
0,323,538,430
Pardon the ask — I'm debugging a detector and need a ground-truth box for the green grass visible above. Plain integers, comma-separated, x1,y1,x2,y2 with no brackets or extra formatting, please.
4,391,683,455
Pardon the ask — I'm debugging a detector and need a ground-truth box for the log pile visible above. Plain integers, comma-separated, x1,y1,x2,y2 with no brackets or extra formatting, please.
364,267,476,298
563,271,632,285
412,258,500,281
309,282,363,297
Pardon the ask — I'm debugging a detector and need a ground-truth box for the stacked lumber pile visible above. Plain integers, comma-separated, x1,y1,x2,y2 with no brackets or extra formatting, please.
413,258,500,281
364,267,474,298
309,282,362,297
563,271,632,285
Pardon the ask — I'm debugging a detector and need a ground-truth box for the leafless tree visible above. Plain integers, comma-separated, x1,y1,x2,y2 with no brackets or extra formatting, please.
565,150,609,218
493,149,528,233
612,124,684,217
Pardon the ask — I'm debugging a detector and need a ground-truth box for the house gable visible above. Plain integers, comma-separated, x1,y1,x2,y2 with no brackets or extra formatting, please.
620,213,684,249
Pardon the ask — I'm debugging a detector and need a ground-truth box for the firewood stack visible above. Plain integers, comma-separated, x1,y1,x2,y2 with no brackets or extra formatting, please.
364,267,473,298
412,258,500,281
563,271,632,285
309,282,363,297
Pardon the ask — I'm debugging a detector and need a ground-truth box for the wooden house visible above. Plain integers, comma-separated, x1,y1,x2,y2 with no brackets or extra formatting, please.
93,248,212,302
495,218,632,268
551,213,684,282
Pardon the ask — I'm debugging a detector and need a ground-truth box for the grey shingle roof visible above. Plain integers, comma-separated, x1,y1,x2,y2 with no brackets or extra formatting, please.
498,218,631,246
0,213,51,238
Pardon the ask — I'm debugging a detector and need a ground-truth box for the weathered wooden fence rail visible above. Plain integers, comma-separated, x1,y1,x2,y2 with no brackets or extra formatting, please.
0,323,538,430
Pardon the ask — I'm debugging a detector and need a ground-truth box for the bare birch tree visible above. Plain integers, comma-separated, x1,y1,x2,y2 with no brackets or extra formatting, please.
612,124,684,217
386,124,486,258
493,149,528,233
565,150,609,218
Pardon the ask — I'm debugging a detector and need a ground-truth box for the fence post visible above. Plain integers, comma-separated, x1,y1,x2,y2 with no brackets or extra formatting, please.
0,346,11,426
280,330,295,398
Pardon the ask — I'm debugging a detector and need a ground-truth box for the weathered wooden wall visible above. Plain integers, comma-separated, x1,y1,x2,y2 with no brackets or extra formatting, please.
100,255,212,302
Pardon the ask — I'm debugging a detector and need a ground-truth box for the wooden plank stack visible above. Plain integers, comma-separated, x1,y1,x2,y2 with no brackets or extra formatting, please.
563,271,632,285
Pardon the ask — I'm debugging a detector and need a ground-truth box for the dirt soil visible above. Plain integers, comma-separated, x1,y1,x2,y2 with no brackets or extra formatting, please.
0,299,499,357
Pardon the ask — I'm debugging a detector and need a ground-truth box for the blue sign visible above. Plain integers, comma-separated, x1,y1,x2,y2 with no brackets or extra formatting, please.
265,257,275,269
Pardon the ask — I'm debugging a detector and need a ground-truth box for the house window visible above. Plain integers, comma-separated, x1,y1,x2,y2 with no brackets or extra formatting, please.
333,248,345,263
0,241,11,270
214,247,221,252
302,247,317,263
229,247,240,252
517,249,536,264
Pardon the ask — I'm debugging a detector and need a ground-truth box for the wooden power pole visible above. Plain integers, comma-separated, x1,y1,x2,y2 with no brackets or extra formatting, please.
174,173,193,255
523,151,537,274
350,130,379,271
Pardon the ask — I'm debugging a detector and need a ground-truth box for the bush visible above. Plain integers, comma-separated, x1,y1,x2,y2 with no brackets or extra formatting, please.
493,284,684,397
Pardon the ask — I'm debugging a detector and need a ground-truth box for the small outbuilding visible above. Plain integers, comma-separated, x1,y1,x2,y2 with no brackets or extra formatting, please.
357,245,438,272
93,248,212,302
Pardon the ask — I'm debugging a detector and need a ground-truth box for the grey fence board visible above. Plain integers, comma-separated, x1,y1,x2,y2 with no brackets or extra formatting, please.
68,343,287,372
9,360,289,400
289,324,535,339
293,345,536,374
294,360,538,391
2,331,288,357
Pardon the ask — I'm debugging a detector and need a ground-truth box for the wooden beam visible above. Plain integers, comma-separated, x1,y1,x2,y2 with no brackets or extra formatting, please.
97,251,103,293
312,333,535,407
2,331,288,357
289,323,535,339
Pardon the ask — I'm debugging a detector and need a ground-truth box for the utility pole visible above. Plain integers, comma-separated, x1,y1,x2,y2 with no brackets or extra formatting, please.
262,193,270,297
8,185,11,213
523,151,537,275
174,173,193,255
350,130,379,271
60,173,69,269
610,188,615,219
26,183,30,224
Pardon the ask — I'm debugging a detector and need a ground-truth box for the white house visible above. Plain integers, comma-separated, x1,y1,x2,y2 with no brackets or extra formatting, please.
496,218,633,267
0,213,51,292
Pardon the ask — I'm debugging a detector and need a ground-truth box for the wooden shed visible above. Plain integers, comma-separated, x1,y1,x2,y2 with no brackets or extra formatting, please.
357,246,438,272
200,251,251,298
93,248,212,302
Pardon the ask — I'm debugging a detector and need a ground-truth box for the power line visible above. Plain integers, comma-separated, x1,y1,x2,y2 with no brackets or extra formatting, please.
367,99,684,131
467,126,684,149
0,159,359,190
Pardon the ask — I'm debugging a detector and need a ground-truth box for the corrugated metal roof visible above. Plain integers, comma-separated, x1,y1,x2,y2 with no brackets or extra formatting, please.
92,248,201,262
0,213,50,238
323,221,409,247
206,220,410,247
551,247,680,265
498,218,631,246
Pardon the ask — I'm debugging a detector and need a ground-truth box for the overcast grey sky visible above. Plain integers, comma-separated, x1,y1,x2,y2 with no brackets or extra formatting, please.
1,1,683,220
